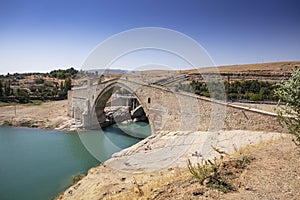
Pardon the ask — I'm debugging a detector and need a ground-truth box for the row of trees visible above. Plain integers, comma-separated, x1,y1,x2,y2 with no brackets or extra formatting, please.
176,80,278,101
0,75,73,103
48,67,78,79
28,77,72,99
224,80,276,101
0,78,72,103
0,68,78,80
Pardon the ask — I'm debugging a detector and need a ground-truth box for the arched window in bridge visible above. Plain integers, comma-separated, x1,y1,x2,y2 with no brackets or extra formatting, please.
148,97,151,104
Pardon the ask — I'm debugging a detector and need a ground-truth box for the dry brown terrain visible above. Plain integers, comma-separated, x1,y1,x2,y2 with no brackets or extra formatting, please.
186,61,299,74
89,138,299,200
152,138,300,200
0,100,73,130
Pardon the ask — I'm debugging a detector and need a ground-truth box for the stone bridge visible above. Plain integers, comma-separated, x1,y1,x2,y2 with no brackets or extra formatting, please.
68,75,284,134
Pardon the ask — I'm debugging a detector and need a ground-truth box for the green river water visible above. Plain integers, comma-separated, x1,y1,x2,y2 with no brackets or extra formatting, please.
0,122,151,200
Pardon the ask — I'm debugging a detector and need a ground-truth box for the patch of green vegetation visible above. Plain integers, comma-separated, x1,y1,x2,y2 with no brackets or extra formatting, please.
0,67,78,103
187,155,253,194
20,121,34,128
0,100,43,107
176,80,278,101
274,67,300,147
187,159,233,193
3,120,13,126
27,100,43,106
71,173,85,185
48,67,78,79
0,102,16,107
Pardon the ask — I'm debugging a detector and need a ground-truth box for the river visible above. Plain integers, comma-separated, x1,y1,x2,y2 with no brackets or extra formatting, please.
0,122,151,200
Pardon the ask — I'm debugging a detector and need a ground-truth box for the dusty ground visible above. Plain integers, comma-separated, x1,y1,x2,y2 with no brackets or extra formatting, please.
186,61,299,74
59,137,299,200
152,138,300,200
57,130,288,200
0,100,73,130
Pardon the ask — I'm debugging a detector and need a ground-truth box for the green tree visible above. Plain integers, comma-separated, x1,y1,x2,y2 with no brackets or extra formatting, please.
0,80,3,97
16,89,30,103
53,85,58,97
58,81,67,98
49,67,78,79
64,77,72,92
4,80,11,96
60,81,64,91
274,67,300,146
34,78,45,84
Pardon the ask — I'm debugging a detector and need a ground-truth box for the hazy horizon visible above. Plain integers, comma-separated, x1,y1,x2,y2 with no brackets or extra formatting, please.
1,60,300,76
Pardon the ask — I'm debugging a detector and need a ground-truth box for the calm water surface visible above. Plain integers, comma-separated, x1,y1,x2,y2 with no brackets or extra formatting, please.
0,122,150,200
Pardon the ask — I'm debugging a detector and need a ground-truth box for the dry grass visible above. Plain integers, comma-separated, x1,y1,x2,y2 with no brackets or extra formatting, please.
106,136,295,200
185,61,300,74
107,167,190,200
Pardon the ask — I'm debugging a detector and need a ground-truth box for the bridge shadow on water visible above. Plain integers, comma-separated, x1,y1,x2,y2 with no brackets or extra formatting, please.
78,122,151,163
105,121,151,139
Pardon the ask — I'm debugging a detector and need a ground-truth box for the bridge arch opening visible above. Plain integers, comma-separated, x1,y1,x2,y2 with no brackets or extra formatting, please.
93,83,151,138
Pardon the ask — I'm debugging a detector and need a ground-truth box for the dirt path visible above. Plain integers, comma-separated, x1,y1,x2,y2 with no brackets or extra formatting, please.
0,100,73,130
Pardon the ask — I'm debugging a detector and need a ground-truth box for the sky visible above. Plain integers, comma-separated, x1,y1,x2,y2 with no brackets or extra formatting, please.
0,0,300,74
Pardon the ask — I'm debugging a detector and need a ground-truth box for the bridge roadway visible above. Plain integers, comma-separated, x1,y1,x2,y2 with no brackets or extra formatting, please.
68,76,284,135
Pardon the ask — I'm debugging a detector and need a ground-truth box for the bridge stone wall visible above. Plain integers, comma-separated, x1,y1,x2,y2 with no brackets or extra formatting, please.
69,78,285,134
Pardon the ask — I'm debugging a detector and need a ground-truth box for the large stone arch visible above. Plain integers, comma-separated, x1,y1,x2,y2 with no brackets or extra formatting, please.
91,81,154,134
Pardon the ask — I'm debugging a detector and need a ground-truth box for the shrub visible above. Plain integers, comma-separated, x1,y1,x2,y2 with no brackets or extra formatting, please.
187,159,233,193
3,120,13,126
187,155,253,193
72,173,85,184
274,67,300,147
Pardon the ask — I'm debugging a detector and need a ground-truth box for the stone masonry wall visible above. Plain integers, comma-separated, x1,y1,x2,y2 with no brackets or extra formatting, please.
69,79,285,134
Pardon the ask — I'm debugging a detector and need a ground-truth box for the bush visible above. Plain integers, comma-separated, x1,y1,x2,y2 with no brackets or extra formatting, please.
187,159,233,193
3,120,13,126
34,78,45,84
274,67,300,147
187,155,253,193
72,173,85,184
16,89,30,103
249,93,263,101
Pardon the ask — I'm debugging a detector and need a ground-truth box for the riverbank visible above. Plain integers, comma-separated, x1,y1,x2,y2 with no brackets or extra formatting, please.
0,100,75,131
110,137,299,200
56,130,291,200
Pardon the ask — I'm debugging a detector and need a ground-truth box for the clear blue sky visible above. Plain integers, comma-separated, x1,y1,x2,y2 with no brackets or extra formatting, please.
0,0,300,74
